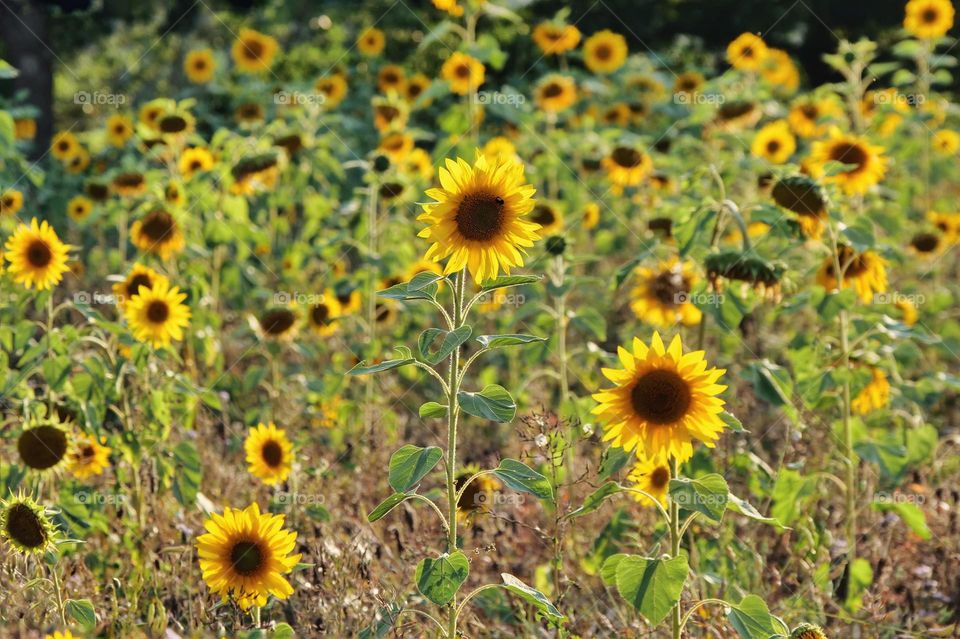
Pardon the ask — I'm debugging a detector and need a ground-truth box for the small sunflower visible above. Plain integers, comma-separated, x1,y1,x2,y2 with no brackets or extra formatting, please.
66,195,94,222
139,99,171,130
532,22,581,55
529,203,564,235
131,208,185,259
417,152,540,284
51,131,80,160
602,145,653,192
113,263,168,310
442,52,485,95
196,503,301,610
256,306,299,341
0,189,24,216
165,181,186,207
232,28,279,73
808,129,888,195
583,203,601,230
673,71,705,97
535,74,577,113
405,73,432,105
124,278,191,348
377,64,407,94
910,231,943,256
851,368,890,415
788,97,841,138
4,218,72,290
184,48,216,83
0,493,57,555
403,148,434,179
307,293,342,337
65,146,90,174
583,30,628,74
928,210,960,243
105,114,134,148
68,433,112,480
315,74,348,108
244,423,294,486
179,147,216,180
592,332,727,462
45,631,77,639
378,132,414,162
372,93,409,133
816,244,888,303
17,421,71,473
726,32,768,71
156,107,196,139
932,129,960,155
761,48,800,92
751,120,796,164
904,0,955,38
771,175,828,239
234,102,265,125
334,286,363,316
455,462,502,524
626,456,671,508
630,258,702,327
357,27,386,56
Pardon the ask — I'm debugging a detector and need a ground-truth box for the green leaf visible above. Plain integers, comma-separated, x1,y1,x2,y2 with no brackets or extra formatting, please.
727,492,788,530
358,602,402,639
570,307,606,341
567,482,621,519
745,360,793,407
378,273,441,301
721,411,746,432
501,573,566,625
419,402,448,418
172,441,202,506
842,219,876,252
668,474,729,521
348,348,416,376
598,446,631,480
415,551,469,605
475,333,545,349
872,500,930,539
493,458,553,501
614,554,689,625
844,558,873,612
816,288,857,322
458,384,516,422
600,553,628,586
368,493,408,522
419,326,472,365
388,445,443,493
272,623,295,639
65,598,97,631
726,594,789,639
480,274,541,291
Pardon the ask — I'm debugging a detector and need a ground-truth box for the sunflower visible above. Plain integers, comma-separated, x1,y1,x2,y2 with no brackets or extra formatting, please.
131,209,185,260
816,244,888,303
808,129,888,195
532,22,581,55
231,153,282,195
65,146,90,174
417,152,540,284
113,263,168,309
157,107,196,140
432,0,464,17
256,306,299,341
51,131,80,160
14,117,36,140
378,132,414,162
112,171,147,197
165,181,186,207
791,623,828,639
928,211,960,243
904,0,955,38
481,136,519,164
307,293,342,337
442,52,485,95
583,30,628,74
455,462,502,524
673,71,705,97
402,148,434,180
196,502,301,610
0,493,57,555
105,114,134,148
125,278,191,348
17,421,71,473
372,93,409,133
179,147,216,180
600,102,631,126
315,74,348,108
232,28,279,73
602,145,653,192
405,73,432,105
761,48,800,92
184,48,215,83
726,32,768,71
4,218,72,290
529,203,564,235
311,395,343,429
139,99,171,130
334,286,363,316
626,456,671,508
0,189,24,216
771,175,828,239
896,297,919,326
852,368,890,415
244,423,294,486
788,97,841,138
751,120,796,164
68,433,112,480
910,231,943,256
66,195,93,222
357,27,386,56
630,258,702,327
535,74,577,113
377,64,407,94
593,332,727,462
45,632,77,639
933,129,960,155
583,203,601,230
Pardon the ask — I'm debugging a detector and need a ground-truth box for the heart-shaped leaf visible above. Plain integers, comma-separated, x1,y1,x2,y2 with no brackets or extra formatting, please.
388,445,442,492
669,474,729,521
614,554,689,626
726,594,790,639
458,384,516,422
419,402,448,418
492,458,553,501
415,551,469,605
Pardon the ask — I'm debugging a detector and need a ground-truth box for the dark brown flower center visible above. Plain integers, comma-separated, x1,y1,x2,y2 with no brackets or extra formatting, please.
650,466,670,489
382,70,399,84
911,232,940,253
766,140,782,154
611,146,643,168
800,104,818,120
718,101,755,120
81,445,96,459
650,269,688,306
114,172,145,189
595,44,612,60
829,142,867,172
147,300,170,324
771,179,825,216
455,64,471,79
18,425,68,470
158,115,188,134
261,440,283,467
455,192,506,241
530,204,556,227
630,369,692,425
922,7,940,23
230,540,264,575
5,504,46,548
127,274,152,298
376,106,400,122
26,240,52,268
311,303,331,325
242,39,265,60
542,82,563,98
141,210,175,241
260,309,296,335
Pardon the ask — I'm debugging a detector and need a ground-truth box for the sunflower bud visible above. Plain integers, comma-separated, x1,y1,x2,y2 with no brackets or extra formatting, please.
790,623,827,639
545,235,566,255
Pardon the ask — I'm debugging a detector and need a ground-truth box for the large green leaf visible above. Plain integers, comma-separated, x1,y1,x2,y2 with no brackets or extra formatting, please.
65,598,97,631
388,445,443,492
668,474,729,521
614,554,688,625
415,551,469,605
475,333,545,349
378,273,442,301
567,482,621,519
458,384,516,422
501,573,566,625
726,594,789,639
493,459,553,501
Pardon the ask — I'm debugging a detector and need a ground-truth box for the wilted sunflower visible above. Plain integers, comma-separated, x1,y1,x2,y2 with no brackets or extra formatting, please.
791,623,828,639
626,456,671,508
50,131,79,160
535,74,577,113
442,52,485,95
583,30,628,74
418,152,540,284
307,293,342,337
113,263,168,310
196,503,301,610
816,244,888,303
751,120,796,164
0,493,57,555
0,189,24,216
592,332,727,462
244,422,294,486
705,249,785,301
17,421,71,473
630,258,702,327
179,147,215,180
532,22,581,55
125,278,191,348
726,32,768,71
377,64,407,94
852,368,890,415
184,48,215,83
232,28,279,73
602,145,653,192
357,27,386,56
256,306,299,341
131,209,185,260
788,96,841,137
771,175,828,239
105,114,134,148
4,218,72,290
904,0,955,38
112,171,147,197
315,74,348,108
66,195,93,222
68,433,112,480
808,129,888,195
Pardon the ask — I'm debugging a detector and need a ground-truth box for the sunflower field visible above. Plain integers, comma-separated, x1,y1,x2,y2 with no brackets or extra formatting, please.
1,0,960,637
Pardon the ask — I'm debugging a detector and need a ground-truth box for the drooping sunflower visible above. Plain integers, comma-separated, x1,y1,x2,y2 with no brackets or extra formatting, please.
583,30,628,74
377,64,407,94
0,188,24,216
528,203,564,235
726,32,768,71
68,433,112,480
0,493,57,555
231,28,279,73
17,421,71,473
602,145,653,192
131,208,185,260
315,73,348,108
417,152,540,284
808,129,888,195
851,368,890,415
66,195,94,222
532,22,581,55
113,263,168,309
535,74,577,113
790,623,828,639
244,423,294,486
184,48,216,83
51,131,80,160
751,120,796,164
307,293,342,337
592,332,728,462
788,96,842,138
771,175,828,239
630,258,702,327
816,244,888,303
231,153,281,195
442,52,485,95
196,503,301,610
357,27,386,56
454,462,502,525
124,278,191,348
932,129,960,155
255,306,299,341
904,0,955,38
105,114,134,148
4,218,72,290
179,147,216,180
626,456,671,508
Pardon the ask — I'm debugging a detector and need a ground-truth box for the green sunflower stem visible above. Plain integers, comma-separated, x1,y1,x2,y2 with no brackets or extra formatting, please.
445,270,466,639
50,562,67,626
669,455,682,639
366,183,380,435
46,292,56,414
253,604,261,628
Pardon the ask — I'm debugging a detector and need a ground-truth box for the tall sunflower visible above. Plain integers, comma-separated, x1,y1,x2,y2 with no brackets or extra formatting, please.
904,0,955,38
816,244,888,303
4,218,72,290
244,423,294,486
131,208,185,260
417,152,540,284
592,332,727,462
231,28,279,73
808,129,888,195
0,493,58,555
124,278,191,348
583,30,628,74
630,258,702,327
68,434,112,480
626,456,672,508
196,503,301,610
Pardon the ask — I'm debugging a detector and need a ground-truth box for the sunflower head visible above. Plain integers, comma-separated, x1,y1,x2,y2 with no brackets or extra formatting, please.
184,48,216,83
630,258,702,327
315,74,349,108
602,145,653,192
68,434,112,480
751,120,797,164
124,278,191,348
256,306,299,340
17,420,72,473
535,74,577,113
307,293,342,337
627,456,672,507
357,27,386,56
1,189,25,216
244,423,294,485
904,0,955,39
583,30,628,74
0,493,58,555
131,208,185,260
114,263,168,310
808,129,888,195
791,623,828,639
726,32,768,71
442,52,485,95
231,28,279,73
817,244,888,303
532,22,581,55
4,218,72,291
